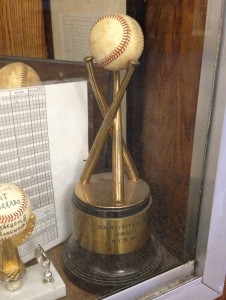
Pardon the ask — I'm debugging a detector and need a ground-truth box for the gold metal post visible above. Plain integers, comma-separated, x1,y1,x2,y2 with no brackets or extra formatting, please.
112,71,124,205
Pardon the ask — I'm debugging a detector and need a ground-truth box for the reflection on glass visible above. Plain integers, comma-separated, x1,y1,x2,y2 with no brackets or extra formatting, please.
0,0,210,298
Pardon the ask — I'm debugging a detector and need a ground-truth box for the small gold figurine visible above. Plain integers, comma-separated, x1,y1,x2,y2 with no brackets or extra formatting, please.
0,183,35,291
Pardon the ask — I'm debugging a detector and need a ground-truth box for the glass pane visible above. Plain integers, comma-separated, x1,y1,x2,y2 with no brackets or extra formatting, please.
0,0,218,299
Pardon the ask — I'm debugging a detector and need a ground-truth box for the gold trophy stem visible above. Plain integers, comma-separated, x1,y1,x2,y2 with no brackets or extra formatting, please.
0,239,25,284
112,71,124,205
0,213,35,290
80,60,138,184
84,56,139,182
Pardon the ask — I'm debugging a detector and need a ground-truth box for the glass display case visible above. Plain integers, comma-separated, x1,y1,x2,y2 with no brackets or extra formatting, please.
0,0,225,299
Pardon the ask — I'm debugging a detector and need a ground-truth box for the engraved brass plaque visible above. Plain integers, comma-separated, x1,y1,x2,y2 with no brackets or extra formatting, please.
73,203,150,255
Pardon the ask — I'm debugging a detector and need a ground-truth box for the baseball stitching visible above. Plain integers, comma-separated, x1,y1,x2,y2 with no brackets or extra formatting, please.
21,64,28,87
91,14,131,68
0,191,28,223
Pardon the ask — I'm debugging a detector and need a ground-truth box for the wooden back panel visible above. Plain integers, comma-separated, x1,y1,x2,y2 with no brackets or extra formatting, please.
142,0,207,258
0,0,47,58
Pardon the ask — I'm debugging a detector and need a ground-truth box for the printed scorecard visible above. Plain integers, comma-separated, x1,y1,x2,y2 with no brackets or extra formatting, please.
0,80,88,262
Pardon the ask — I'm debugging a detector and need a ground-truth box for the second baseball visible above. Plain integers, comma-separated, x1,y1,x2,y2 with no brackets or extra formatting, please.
89,13,144,71
0,183,32,240
0,62,41,90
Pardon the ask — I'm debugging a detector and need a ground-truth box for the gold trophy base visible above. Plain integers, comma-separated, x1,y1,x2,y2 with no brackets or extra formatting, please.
63,173,161,291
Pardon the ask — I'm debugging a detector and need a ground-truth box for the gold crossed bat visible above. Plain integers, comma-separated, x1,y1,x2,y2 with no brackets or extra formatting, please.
80,57,139,193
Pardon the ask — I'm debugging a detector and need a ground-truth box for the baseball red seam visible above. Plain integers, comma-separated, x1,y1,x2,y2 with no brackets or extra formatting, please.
91,14,131,67
21,64,28,87
0,193,28,223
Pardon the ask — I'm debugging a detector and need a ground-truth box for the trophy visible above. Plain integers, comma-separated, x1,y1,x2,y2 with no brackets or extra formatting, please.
63,13,161,289
0,185,67,300
0,183,35,291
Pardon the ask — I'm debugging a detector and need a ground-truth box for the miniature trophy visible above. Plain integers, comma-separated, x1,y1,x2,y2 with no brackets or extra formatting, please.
0,183,66,299
0,183,35,291
63,13,161,289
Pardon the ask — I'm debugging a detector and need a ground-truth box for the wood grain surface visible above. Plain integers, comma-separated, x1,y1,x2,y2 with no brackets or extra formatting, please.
142,0,207,258
0,0,47,58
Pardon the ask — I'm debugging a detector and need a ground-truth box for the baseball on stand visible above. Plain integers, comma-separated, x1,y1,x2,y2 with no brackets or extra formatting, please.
89,13,144,71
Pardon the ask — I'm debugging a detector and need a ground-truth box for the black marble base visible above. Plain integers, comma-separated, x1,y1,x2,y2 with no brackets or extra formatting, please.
63,234,162,291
